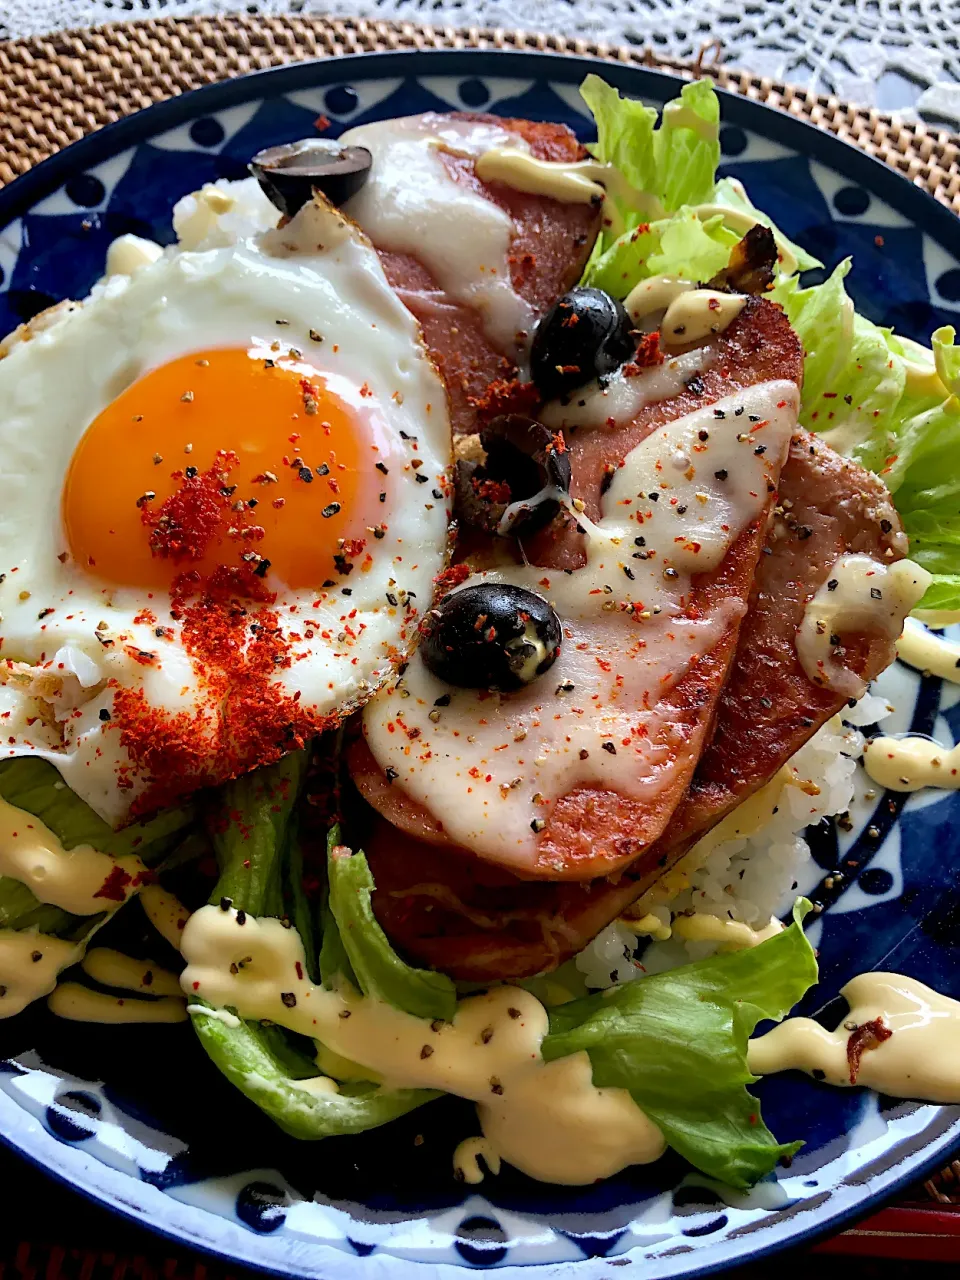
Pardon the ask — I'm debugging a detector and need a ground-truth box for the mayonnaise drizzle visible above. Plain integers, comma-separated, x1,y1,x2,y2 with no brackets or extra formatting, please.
863,734,960,793
693,204,800,276
624,276,695,324
0,929,83,1017
139,884,191,952
796,555,932,697
0,797,148,916
340,116,536,352
453,1135,502,1184
896,618,960,683
364,381,799,870
672,913,783,950
48,983,187,1024
81,947,182,996
180,905,665,1185
749,972,960,1102
104,233,163,278
660,290,747,347
473,148,663,236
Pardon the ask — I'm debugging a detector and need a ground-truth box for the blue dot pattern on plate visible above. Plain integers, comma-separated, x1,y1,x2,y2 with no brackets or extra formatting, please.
0,52,959,1280
189,117,226,148
459,77,491,108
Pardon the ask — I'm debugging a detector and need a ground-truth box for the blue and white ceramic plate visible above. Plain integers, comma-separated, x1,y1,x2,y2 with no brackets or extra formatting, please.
2,48,960,1279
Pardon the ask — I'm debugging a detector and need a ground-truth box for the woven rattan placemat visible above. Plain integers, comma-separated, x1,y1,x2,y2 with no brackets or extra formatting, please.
0,12,959,214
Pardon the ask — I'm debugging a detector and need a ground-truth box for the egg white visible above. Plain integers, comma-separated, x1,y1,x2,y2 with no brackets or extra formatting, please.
0,194,452,823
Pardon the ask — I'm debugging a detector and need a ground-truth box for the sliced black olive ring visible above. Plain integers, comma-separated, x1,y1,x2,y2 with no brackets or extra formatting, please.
250,139,373,216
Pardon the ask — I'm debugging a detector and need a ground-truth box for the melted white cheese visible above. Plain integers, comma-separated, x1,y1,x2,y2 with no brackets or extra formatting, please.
749,972,960,1102
180,905,665,1185
0,796,148,916
796,555,932,698
364,382,799,870
863,734,960,793
0,929,83,1017
539,347,712,432
340,116,535,352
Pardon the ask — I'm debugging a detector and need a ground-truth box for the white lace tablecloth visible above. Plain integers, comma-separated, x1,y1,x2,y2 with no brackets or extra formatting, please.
2,0,959,129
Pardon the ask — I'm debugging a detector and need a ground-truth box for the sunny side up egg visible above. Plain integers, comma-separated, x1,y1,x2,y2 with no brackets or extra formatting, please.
0,191,452,824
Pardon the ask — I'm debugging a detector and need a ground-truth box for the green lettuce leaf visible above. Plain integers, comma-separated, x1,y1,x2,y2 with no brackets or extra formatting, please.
580,73,659,203
191,754,438,1139
326,840,457,1023
770,267,960,611
581,75,719,239
542,901,817,1190
0,756,195,936
710,176,822,274
579,75,816,297
584,209,739,299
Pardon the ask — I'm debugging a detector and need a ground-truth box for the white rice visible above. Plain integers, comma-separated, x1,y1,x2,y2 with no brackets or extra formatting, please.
575,691,893,988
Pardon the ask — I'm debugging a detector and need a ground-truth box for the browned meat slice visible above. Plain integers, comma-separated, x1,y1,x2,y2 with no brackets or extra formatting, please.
361,432,908,980
375,115,602,436
351,299,804,875
642,430,906,867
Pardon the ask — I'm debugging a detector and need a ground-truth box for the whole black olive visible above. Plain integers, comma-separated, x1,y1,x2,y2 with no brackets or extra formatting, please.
420,583,562,691
250,139,373,217
530,287,635,400
456,415,572,536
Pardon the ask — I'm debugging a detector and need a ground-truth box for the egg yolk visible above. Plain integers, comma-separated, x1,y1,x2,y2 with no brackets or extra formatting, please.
63,347,378,592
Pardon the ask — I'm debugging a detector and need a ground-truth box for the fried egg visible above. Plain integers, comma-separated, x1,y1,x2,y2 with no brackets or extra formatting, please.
0,192,452,823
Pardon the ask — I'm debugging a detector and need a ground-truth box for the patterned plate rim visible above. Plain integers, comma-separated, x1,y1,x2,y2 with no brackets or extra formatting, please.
0,45,959,1279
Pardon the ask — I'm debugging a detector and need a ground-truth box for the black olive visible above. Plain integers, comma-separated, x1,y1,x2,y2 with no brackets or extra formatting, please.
456,415,572,536
250,140,373,216
420,583,562,691
530,287,635,400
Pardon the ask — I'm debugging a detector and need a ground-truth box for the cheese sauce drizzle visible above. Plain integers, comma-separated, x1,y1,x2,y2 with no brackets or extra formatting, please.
749,972,960,1102
863,734,960,793
540,346,712,432
180,905,665,1185
896,618,960,684
339,117,536,352
364,381,799,871
796,555,932,698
